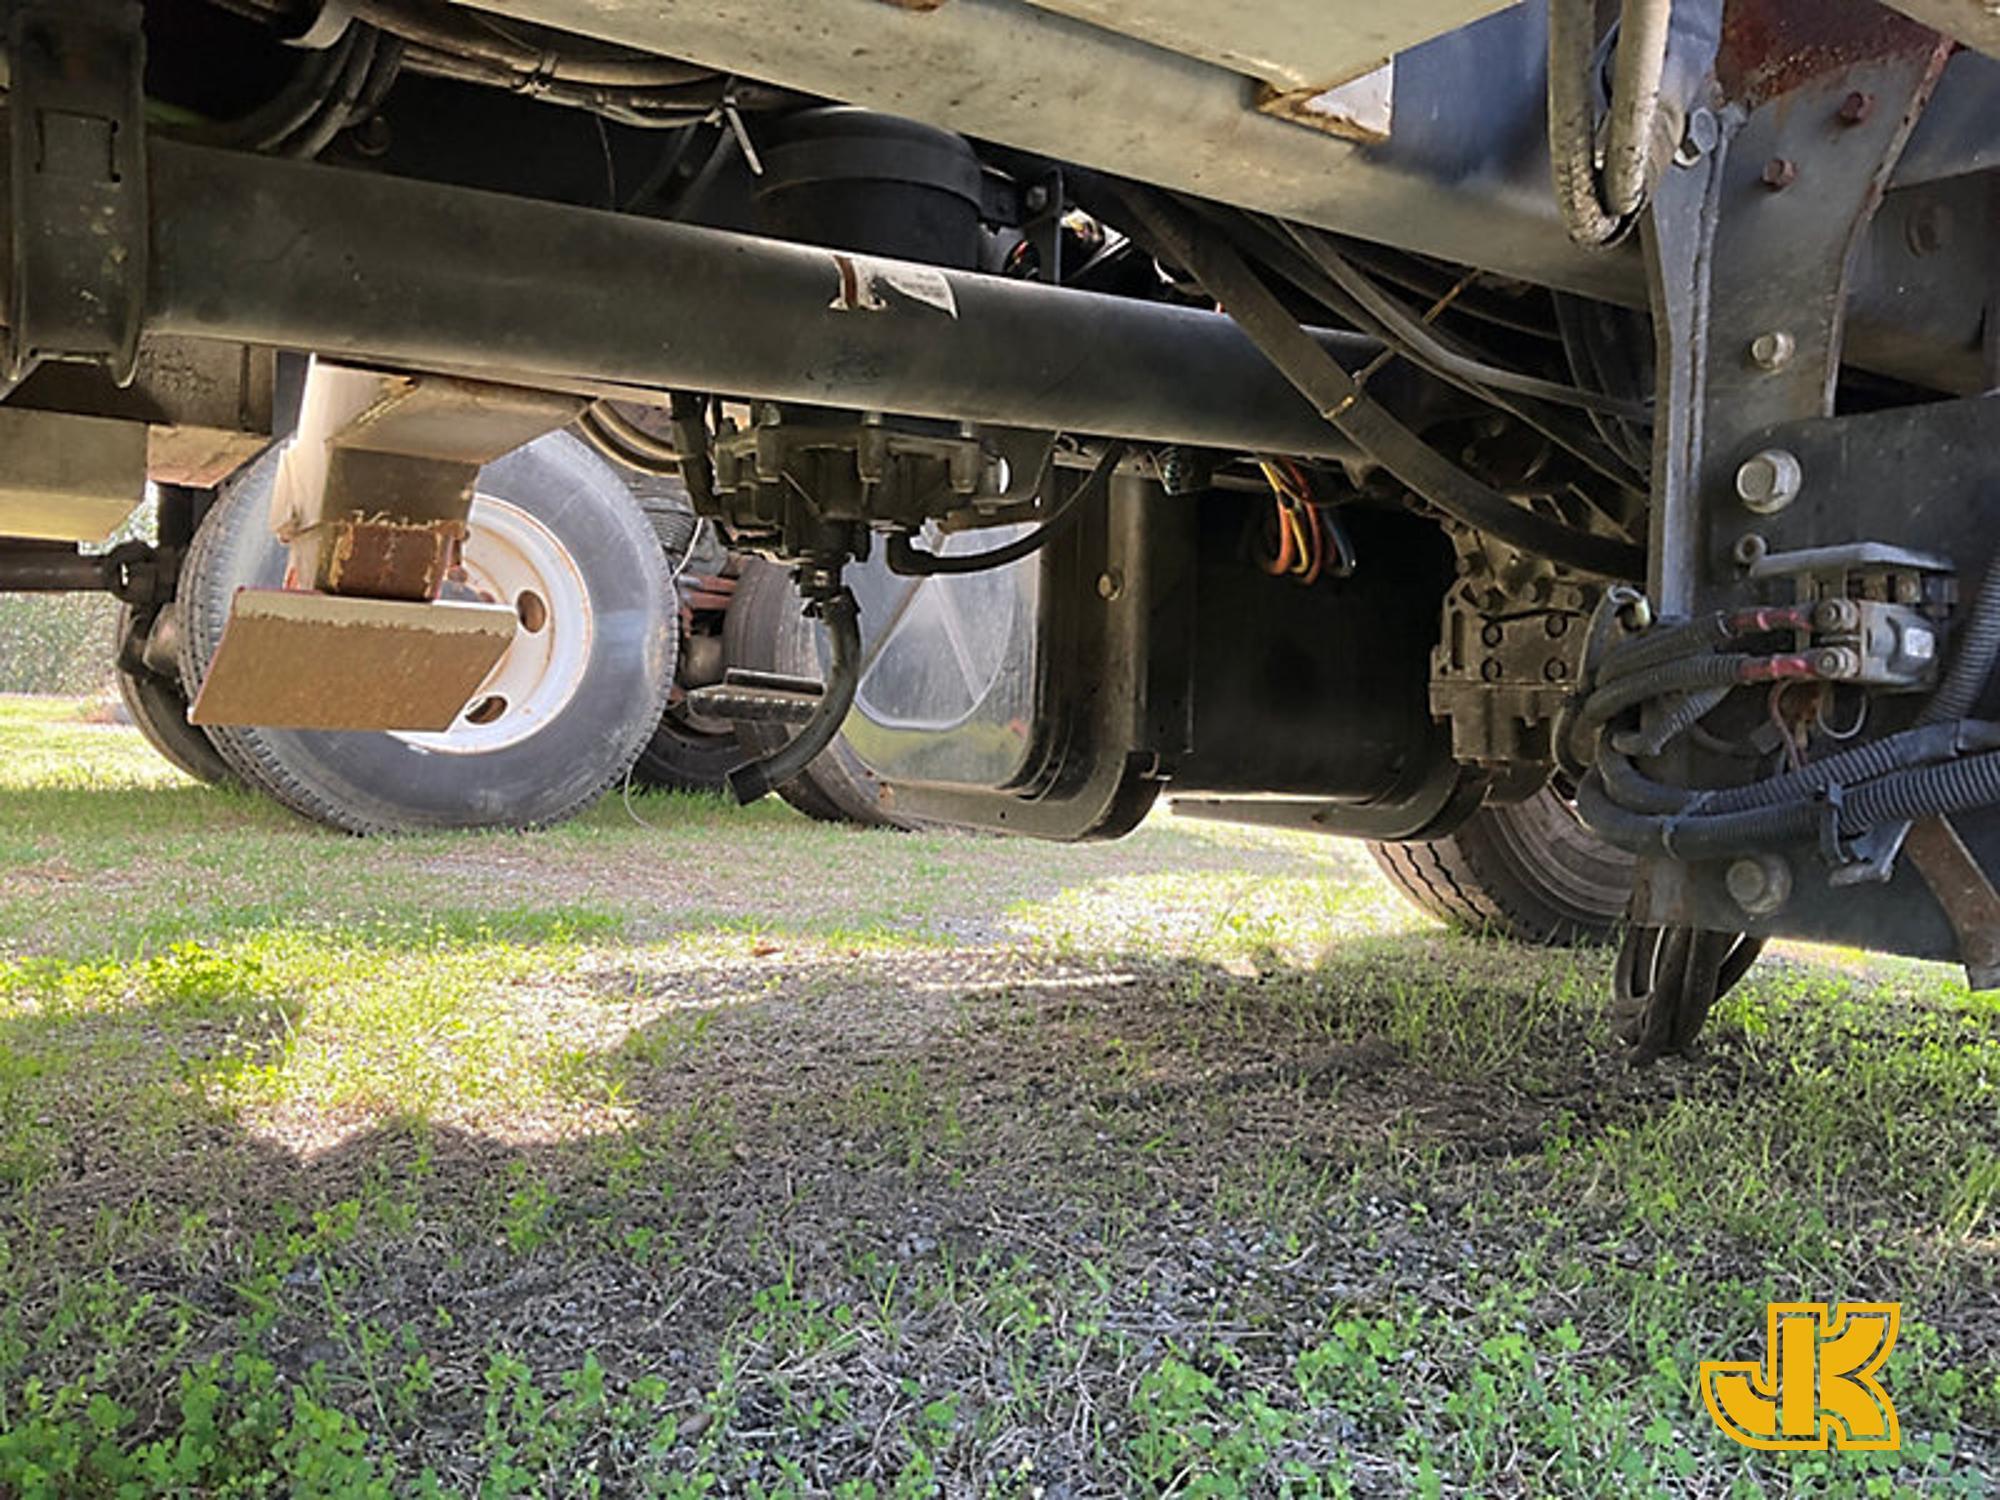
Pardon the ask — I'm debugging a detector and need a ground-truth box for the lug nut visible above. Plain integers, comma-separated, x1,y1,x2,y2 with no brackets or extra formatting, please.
1761,157,1798,190
1735,449,1804,514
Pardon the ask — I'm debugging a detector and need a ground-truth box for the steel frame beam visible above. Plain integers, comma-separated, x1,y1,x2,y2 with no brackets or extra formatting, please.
0,132,1421,460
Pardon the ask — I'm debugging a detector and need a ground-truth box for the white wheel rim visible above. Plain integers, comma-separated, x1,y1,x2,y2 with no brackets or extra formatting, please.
392,493,594,756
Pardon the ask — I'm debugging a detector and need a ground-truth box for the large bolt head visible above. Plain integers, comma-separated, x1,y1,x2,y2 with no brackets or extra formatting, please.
1749,330,1796,371
1735,449,1803,514
1726,855,1793,917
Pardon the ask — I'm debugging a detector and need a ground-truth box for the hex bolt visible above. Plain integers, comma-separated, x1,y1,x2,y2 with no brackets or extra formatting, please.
1726,855,1793,917
1676,107,1720,166
1761,157,1798,190
1811,598,1859,632
1813,646,1861,679
1735,449,1804,514
1837,91,1876,125
1480,658,1505,683
1481,622,1505,648
1749,330,1795,371
1543,658,1569,683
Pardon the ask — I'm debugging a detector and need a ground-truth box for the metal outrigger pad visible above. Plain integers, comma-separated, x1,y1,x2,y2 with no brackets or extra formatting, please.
189,588,517,732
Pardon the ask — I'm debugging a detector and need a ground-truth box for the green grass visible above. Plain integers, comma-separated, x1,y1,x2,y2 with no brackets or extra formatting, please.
0,693,1995,1496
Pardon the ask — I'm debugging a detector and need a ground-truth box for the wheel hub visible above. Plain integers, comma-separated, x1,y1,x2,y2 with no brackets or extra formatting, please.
393,493,593,755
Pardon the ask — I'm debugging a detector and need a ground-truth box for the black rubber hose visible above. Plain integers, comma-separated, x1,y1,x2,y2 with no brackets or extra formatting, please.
1114,186,1646,581
1581,735,2000,858
1278,223,1649,420
1599,721,2000,818
1706,721,2000,815
1576,771,1818,859
1572,652,1776,756
886,442,1127,577
1609,684,1733,758
279,27,379,159
1597,614,1739,684
182,30,358,152
1921,561,2000,726
1596,605,1817,686
727,588,861,806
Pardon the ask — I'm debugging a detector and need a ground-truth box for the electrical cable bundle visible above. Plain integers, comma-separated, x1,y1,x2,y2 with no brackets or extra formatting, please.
1108,184,1645,582
1568,570,2000,870
1255,458,1354,584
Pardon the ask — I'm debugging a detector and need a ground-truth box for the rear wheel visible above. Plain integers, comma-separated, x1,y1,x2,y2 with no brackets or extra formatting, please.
178,431,676,834
114,603,234,786
627,486,750,794
630,703,747,793
1370,784,1634,945
721,557,906,826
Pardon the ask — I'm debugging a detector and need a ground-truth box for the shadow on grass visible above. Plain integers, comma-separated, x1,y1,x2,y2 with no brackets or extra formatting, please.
0,909,1994,1490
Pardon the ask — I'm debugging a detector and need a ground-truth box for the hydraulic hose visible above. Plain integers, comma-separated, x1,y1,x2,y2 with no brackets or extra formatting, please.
576,401,683,476
1601,0,1675,219
1571,652,1813,759
1595,605,1815,686
1549,0,1713,247
726,587,861,807
1117,186,1646,581
1609,684,1732,758
886,442,1127,577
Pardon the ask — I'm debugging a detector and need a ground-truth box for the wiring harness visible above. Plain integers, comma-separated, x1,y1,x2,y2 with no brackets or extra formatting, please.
1566,568,2000,877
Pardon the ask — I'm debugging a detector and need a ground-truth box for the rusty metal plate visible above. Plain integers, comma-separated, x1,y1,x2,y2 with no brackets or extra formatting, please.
1905,816,2000,990
189,588,516,732
313,513,468,600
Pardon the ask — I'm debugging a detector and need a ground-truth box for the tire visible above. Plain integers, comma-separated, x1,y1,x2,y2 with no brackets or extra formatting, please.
629,706,746,793
1369,783,1635,945
177,430,676,834
113,603,235,786
627,480,749,793
721,557,906,827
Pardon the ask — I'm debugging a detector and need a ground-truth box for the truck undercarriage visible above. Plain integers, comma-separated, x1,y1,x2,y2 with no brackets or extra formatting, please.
4,0,2000,1058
